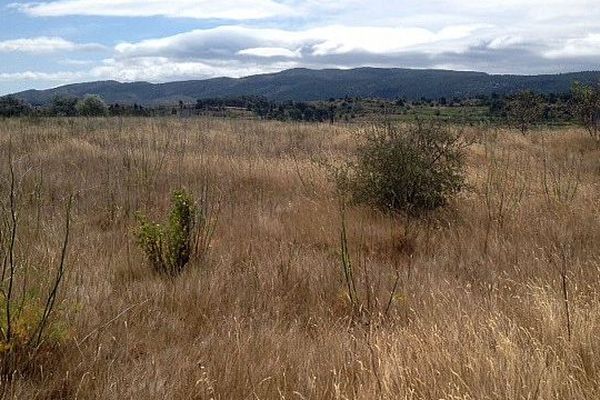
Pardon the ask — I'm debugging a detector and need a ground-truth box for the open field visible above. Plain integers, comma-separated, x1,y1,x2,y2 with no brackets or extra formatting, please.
1,117,600,399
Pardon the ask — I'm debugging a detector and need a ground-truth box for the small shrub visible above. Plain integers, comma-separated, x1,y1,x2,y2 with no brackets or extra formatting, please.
341,121,467,216
135,189,217,277
0,294,68,377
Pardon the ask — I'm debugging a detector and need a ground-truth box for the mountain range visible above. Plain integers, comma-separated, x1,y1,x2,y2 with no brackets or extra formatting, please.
11,67,600,106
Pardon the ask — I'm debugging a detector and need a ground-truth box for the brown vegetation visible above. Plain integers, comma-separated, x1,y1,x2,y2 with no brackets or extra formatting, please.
0,117,599,399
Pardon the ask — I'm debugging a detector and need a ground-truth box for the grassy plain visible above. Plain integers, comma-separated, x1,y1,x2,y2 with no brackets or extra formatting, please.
0,117,599,399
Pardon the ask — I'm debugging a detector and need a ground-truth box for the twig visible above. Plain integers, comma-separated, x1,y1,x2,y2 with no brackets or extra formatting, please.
384,268,401,316
5,143,17,342
561,254,571,340
32,195,72,348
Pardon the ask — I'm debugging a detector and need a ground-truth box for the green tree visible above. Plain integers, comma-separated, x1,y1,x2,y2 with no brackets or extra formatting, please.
0,96,32,117
505,91,544,134
571,82,600,141
76,95,109,117
50,95,79,117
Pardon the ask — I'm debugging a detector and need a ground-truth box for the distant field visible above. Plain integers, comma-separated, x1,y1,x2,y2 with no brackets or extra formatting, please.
1,118,599,399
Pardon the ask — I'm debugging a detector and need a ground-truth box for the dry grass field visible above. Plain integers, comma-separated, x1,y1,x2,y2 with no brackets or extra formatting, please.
0,117,599,399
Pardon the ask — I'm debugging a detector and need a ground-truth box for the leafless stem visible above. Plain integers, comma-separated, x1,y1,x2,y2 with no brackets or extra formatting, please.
5,143,17,343
32,195,72,348
560,254,571,340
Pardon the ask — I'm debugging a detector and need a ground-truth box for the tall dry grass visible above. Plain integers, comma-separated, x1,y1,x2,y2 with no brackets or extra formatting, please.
0,117,599,399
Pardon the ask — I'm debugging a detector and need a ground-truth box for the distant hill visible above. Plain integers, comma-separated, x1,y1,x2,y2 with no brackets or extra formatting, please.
11,67,600,106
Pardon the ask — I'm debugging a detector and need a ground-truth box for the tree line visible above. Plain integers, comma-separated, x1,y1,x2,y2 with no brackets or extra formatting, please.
1,84,599,137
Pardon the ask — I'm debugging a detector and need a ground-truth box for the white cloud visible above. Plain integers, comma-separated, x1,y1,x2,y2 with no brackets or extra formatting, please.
14,0,294,20
0,36,104,53
487,35,526,50
60,58,95,66
0,70,84,81
88,57,299,82
114,24,485,61
238,47,300,58
97,22,600,80
14,0,596,22
545,34,600,59
308,25,485,55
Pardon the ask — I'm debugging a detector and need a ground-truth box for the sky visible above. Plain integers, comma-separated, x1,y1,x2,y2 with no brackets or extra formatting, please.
0,0,599,95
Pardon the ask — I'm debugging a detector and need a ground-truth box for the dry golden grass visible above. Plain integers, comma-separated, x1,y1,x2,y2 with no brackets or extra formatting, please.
0,117,599,399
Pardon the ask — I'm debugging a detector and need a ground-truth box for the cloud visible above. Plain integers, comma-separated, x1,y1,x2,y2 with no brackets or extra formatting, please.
103,23,600,80
0,36,104,53
113,24,485,60
13,0,598,22
0,70,84,81
71,22,591,83
545,34,600,59
60,58,95,66
88,57,299,82
237,47,300,58
13,0,294,20
3,0,600,95
486,35,526,50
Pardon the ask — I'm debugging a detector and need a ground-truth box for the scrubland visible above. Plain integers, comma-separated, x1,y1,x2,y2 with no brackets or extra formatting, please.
0,117,599,399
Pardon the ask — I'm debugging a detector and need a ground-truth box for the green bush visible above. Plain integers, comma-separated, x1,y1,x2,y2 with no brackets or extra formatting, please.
341,121,467,216
76,95,109,117
135,189,216,277
49,95,79,117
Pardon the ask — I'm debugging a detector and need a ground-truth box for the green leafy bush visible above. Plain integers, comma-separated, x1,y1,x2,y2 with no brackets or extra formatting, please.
341,121,467,216
135,189,217,277
76,95,109,117
49,95,79,117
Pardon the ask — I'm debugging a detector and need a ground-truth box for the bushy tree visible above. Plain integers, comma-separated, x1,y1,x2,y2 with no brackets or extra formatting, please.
50,95,79,117
341,121,468,216
571,82,600,141
0,96,32,117
505,91,544,134
76,95,109,117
